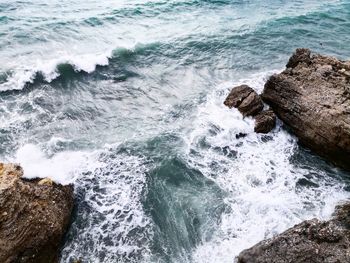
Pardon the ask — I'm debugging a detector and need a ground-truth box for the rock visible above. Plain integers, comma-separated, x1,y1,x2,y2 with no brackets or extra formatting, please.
235,132,248,139
237,202,350,263
38,177,54,186
286,48,311,68
224,85,264,117
254,110,276,133
0,163,74,263
262,48,350,170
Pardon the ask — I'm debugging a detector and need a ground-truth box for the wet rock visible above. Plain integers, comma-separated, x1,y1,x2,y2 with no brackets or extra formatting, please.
235,132,247,139
262,48,350,170
254,110,276,133
0,163,74,263
224,85,264,117
237,202,350,263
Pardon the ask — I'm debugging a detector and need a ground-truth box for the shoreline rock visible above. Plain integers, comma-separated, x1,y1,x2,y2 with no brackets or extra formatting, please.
235,49,350,262
237,202,350,263
262,48,350,170
0,163,74,263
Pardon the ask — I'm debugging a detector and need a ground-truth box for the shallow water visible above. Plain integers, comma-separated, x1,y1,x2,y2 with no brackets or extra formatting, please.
1,0,350,262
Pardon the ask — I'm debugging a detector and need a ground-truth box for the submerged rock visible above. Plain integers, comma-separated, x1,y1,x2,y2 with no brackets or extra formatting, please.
224,85,264,117
0,163,74,263
262,48,350,170
237,202,350,263
254,110,276,134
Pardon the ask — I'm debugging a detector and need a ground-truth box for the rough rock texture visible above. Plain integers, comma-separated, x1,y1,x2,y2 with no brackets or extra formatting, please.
262,48,350,170
254,110,276,133
0,163,74,263
237,202,350,263
224,85,264,117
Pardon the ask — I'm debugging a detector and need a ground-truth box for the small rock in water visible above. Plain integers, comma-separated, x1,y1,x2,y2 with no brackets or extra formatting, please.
254,110,276,133
235,132,247,139
224,85,263,117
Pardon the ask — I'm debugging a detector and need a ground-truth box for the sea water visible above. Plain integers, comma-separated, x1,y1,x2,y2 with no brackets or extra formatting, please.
1,0,350,262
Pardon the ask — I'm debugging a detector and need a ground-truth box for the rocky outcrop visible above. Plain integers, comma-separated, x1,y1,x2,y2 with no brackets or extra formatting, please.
262,48,350,170
254,110,276,134
237,202,350,263
0,163,74,263
224,85,264,117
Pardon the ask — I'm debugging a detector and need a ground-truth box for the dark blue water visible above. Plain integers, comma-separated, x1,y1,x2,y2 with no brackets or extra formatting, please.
1,0,350,262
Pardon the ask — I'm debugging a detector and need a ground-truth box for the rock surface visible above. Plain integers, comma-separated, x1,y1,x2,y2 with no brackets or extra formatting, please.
0,163,74,263
254,110,276,133
224,85,264,117
262,48,350,170
237,202,350,263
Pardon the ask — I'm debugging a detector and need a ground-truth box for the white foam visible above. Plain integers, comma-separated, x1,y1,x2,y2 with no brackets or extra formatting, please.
185,71,349,263
0,51,113,91
0,0,335,92
13,144,102,185
7,140,153,261
60,149,153,262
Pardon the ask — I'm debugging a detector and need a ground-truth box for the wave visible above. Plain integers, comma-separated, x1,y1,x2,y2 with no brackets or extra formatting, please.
0,51,112,92
12,143,102,184
0,41,166,92
1,1,347,93
1,0,348,93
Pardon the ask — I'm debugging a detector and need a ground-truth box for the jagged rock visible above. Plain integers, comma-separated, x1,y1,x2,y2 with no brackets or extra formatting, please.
262,48,350,170
224,85,264,117
237,202,350,263
0,163,74,263
254,110,276,133
286,47,311,68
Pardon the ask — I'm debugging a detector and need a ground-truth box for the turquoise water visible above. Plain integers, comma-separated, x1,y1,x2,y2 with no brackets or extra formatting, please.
1,0,350,262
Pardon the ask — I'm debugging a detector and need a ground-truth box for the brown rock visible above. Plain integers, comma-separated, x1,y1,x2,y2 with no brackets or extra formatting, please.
0,163,74,263
38,177,54,186
224,85,264,117
262,48,350,170
254,110,276,133
237,202,350,263
286,48,311,68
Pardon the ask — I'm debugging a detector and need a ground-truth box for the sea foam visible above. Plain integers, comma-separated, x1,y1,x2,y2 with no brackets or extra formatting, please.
0,51,113,92
185,71,349,262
